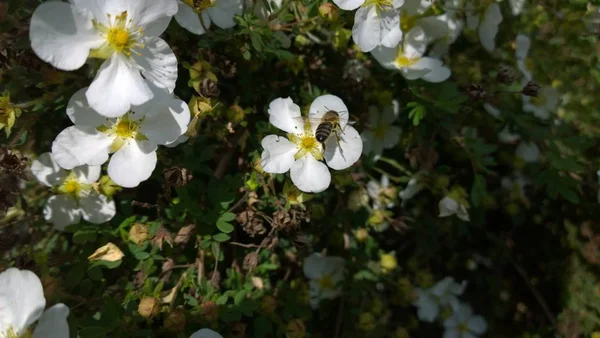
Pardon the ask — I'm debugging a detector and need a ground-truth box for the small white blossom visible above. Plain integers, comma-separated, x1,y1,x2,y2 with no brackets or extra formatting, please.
443,303,487,338
466,1,502,53
51,85,191,188
371,27,451,83
515,141,540,163
438,196,469,221
31,152,116,230
399,176,424,202
174,0,243,35
351,0,405,52
0,268,70,338
367,175,396,209
190,328,223,338
303,253,345,308
260,95,362,193
497,125,521,144
361,100,401,159
522,86,559,120
413,277,467,323
30,0,179,118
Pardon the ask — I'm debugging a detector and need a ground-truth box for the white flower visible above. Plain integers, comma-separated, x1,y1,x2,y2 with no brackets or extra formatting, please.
371,27,451,83
508,0,525,16
0,268,70,338
413,276,466,323
260,95,363,193
399,176,424,201
361,100,401,158
443,303,487,338
303,253,345,308
174,0,243,35
250,0,283,19
190,328,223,338
438,196,469,221
466,1,502,53
351,0,405,52
515,141,540,163
30,0,179,118
497,125,521,144
51,85,191,188
31,152,116,230
429,7,465,58
367,175,395,209
522,86,559,120
515,34,532,82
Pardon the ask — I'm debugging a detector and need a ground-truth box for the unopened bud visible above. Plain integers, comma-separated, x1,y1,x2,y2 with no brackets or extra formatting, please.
99,175,122,198
380,253,398,273
318,3,339,21
466,84,487,101
354,228,369,242
129,223,150,245
496,65,517,85
138,297,160,318
521,80,540,97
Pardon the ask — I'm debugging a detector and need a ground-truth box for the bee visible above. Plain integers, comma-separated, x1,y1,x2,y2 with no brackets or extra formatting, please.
295,108,354,149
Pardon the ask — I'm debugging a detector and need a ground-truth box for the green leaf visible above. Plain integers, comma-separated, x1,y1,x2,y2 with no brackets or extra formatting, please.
217,220,235,233
234,290,247,305
406,102,426,126
471,175,487,207
213,233,231,242
219,212,236,222
216,295,229,305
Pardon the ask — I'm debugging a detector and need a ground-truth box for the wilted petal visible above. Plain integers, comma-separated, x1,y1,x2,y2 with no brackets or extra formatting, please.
324,125,362,170
309,94,350,128
268,97,304,134
52,126,112,170
190,329,224,338
108,140,158,188
31,152,67,187
260,135,296,174
44,194,82,230
175,2,210,35
208,0,243,29
352,6,382,53
479,3,502,53
87,54,153,118
0,268,46,335
32,304,70,338
29,2,103,71
290,155,331,193
79,193,117,224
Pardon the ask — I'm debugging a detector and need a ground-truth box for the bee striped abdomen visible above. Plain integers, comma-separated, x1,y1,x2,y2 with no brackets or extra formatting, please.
315,122,333,143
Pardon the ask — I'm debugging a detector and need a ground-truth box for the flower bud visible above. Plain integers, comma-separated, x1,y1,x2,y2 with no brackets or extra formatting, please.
496,65,517,85
354,228,369,242
129,223,150,245
99,175,122,198
521,80,540,97
380,253,398,273
318,3,339,21
347,189,369,211
164,309,186,332
286,319,306,338
294,35,311,48
138,297,160,318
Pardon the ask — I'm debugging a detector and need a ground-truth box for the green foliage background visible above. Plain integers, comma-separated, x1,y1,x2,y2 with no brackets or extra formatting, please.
2,0,600,337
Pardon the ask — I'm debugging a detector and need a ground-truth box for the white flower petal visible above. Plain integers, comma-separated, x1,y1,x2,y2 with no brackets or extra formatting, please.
409,57,450,82
402,0,432,15
483,103,501,119
132,36,178,94
140,98,191,145
108,140,158,188
478,3,502,53
207,0,243,29
404,27,427,59
260,135,296,174
414,290,439,322
324,125,362,170
468,315,487,334
399,177,423,200
268,97,304,134
380,9,403,48
371,45,399,70
66,88,107,127
44,195,82,230
0,268,46,335
79,193,117,224
190,328,224,338
498,126,521,144
438,196,458,217
416,16,449,43
442,329,460,338
290,155,331,193
71,165,101,184
352,6,382,53
456,204,470,221
125,0,178,32
87,54,153,118
383,126,401,148
309,94,350,128
361,131,376,156
175,1,210,35
465,3,479,30
165,135,189,148
333,0,364,11
303,253,327,279
31,152,67,187
509,0,525,16
52,126,112,170
32,304,70,338
515,142,540,163
515,34,530,61
29,2,103,71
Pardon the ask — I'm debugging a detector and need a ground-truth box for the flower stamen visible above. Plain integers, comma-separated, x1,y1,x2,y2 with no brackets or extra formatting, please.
91,11,145,58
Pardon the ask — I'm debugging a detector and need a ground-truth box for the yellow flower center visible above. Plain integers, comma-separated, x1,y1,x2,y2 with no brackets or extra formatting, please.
63,180,81,194
363,0,392,12
98,114,147,152
400,12,417,32
287,118,323,161
90,11,144,59
57,173,91,198
318,275,335,290
184,0,215,12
